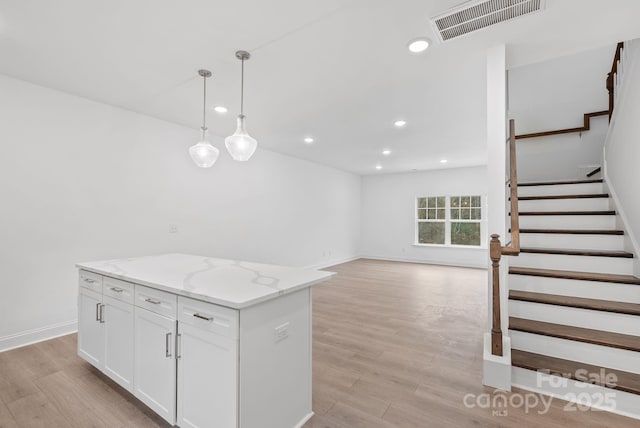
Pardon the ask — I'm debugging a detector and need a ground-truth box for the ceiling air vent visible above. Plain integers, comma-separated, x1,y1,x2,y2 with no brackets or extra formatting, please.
431,0,545,42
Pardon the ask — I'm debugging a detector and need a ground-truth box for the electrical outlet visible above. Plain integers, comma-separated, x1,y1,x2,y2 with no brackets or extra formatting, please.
169,224,178,233
274,322,290,342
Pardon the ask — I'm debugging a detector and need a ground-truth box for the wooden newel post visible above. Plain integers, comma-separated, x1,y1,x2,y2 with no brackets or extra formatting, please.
490,234,503,356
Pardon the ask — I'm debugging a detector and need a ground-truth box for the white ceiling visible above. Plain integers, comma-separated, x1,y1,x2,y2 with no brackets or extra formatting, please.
1,0,640,175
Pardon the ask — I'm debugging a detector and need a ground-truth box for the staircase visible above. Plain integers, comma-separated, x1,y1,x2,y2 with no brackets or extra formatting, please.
506,178,640,418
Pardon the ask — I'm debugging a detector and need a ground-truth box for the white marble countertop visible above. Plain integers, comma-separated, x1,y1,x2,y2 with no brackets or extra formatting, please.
76,253,335,309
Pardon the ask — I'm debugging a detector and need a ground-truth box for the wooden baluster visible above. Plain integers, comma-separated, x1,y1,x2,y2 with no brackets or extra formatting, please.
490,234,503,356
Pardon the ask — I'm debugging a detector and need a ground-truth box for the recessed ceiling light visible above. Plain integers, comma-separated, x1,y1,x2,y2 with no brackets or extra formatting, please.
375,165,382,170
382,149,391,155
213,106,228,114
440,159,448,164
394,120,407,128
407,38,431,54
304,137,314,144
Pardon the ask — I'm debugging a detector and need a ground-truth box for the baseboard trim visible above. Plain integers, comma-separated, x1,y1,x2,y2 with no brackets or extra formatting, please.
360,255,488,270
0,320,77,353
293,412,314,428
304,255,362,270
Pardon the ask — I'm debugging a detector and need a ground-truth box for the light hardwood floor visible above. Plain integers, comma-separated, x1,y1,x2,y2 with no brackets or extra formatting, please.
0,259,637,427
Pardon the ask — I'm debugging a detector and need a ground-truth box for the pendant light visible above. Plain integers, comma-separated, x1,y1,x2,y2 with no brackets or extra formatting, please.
225,51,257,161
189,69,220,168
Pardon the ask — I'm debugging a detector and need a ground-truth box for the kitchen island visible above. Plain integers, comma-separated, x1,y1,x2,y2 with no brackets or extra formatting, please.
76,253,335,428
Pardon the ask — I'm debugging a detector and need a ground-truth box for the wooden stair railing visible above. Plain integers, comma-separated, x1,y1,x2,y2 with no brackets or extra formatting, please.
607,42,625,120
492,43,626,358
515,110,608,140
490,118,520,357
515,41,623,141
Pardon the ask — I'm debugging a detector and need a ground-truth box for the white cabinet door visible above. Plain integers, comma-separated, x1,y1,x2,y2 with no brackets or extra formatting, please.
177,322,238,428
77,287,104,367
102,295,134,392
133,307,177,425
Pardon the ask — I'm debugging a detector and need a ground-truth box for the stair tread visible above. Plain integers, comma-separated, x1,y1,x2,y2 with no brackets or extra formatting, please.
520,247,634,258
509,290,640,315
509,267,640,285
509,317,640,352
518,179,603,187
511,349,640,395
517,193,609,201
517,229,624,235
517,210,615,216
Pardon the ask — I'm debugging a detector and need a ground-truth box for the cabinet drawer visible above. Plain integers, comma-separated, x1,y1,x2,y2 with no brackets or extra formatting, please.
178,297,239,339
79,270,103,293
135,285,177,319
103,277,134,304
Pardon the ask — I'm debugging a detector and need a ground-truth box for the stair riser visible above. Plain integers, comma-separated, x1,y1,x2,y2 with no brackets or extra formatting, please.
519,234,624,251
508,275,640,304
510,330,640,374
512,367,640,420
510,253,634,275
508,300,640,336
518,198,610,212
518,183,604,197
518,215,617,230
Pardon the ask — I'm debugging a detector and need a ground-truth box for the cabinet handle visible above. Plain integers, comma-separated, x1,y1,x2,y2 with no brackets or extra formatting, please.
95,302,101,321
84,278,96,284
110,287,124,293
193,313,213,321
176,333,182,360
165,332,172,358
99,304,105,323
145,298,161,305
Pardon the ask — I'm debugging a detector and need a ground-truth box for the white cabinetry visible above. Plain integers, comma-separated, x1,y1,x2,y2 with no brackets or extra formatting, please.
134,306,177,423
78,261,319,428
177,296,239,428
102,277,134,392
77,272,135,393
133,285,178,425
77,286,103,366
102,298,134,390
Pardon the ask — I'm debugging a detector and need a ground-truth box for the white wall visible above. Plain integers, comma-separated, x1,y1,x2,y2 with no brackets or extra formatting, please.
604,40,640,276
509,44,614,181
0,74,361,349
359,166,488,268
483,44,511,391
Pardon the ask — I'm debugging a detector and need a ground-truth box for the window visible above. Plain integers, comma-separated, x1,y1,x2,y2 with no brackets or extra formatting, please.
417,196,446,244
450,195,481,246
416,195,483,247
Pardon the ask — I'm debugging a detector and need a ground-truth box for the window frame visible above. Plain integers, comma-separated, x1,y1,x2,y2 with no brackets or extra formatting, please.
415,196,447,245
414,195,487,248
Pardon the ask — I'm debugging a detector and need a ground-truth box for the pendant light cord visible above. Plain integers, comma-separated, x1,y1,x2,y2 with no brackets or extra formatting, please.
202,74,207,137
240,57,245,116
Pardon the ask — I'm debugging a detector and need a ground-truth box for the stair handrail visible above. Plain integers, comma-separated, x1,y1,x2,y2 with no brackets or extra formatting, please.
607,42,625,120
514,110,608,140
489,118,520,357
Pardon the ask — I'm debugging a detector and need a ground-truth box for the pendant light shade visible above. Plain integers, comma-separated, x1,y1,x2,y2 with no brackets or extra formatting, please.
225,115,257,161
225,51,257,161
189,136,219,168
189,69,219,168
